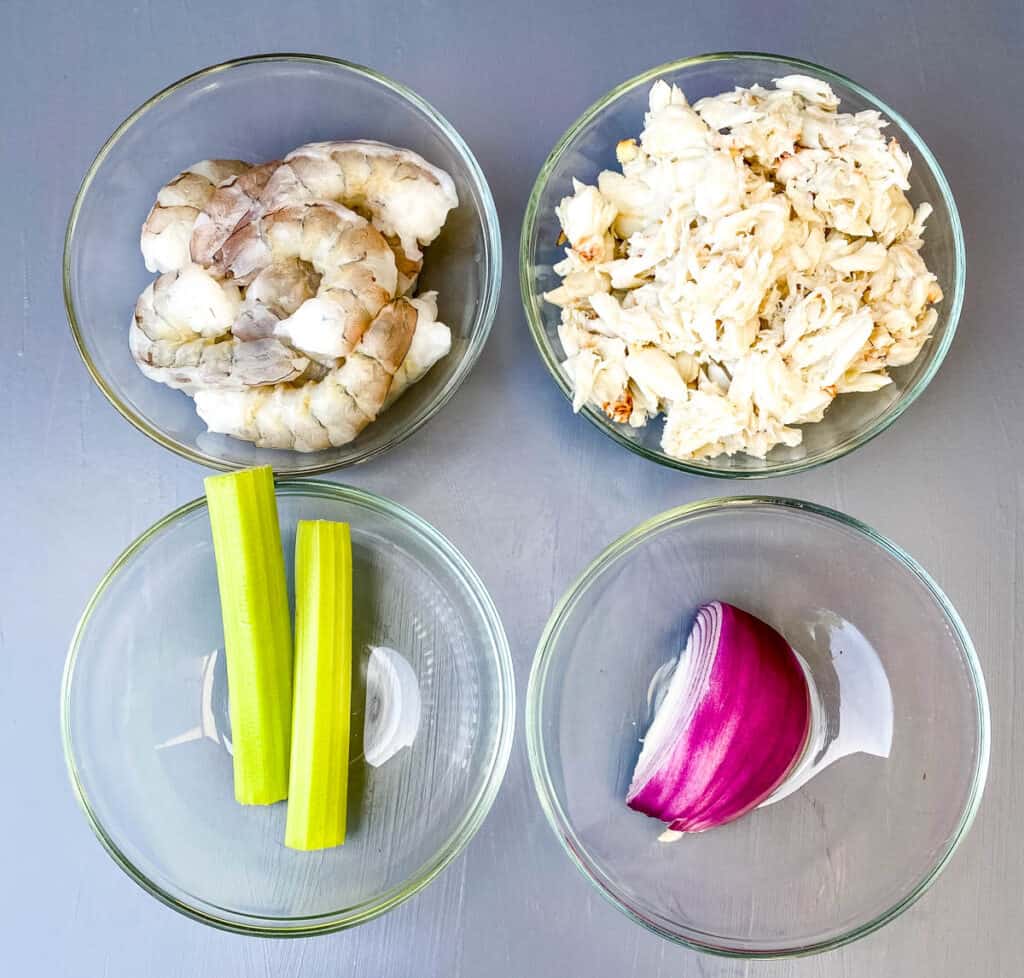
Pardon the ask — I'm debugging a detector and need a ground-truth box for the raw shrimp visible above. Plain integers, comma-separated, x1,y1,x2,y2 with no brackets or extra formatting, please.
195,299,418,451
215,200,399,363
259,140,458,294
140,160,249,274
130,263,309,394
131,140,457,451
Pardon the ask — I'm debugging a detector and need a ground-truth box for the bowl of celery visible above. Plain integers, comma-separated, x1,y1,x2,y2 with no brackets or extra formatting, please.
61,471,514,935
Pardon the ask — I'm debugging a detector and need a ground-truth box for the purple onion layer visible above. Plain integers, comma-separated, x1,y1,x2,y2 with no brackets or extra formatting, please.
627,601,811,833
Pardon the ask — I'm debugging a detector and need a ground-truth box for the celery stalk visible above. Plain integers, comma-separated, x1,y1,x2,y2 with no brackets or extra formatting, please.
285,520,353,850
204,466,293,806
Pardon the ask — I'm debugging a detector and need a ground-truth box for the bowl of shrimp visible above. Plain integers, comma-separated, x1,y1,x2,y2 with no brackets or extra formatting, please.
64,54,502,474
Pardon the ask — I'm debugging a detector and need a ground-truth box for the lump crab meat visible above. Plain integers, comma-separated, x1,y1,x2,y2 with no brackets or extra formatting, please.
545,76,942,462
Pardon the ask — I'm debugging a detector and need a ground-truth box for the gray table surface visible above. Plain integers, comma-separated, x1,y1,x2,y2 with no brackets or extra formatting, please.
2,0,1021,975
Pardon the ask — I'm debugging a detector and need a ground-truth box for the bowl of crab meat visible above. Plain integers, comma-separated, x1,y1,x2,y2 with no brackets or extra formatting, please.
66,54,501,474
521,53,964,477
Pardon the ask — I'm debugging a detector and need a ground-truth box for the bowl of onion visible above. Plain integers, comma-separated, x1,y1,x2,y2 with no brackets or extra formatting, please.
526,497,988,957
62,479,514,934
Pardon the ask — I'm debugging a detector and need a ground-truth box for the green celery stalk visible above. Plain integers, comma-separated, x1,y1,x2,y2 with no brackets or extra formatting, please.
285,520,353,850
204,466,293,805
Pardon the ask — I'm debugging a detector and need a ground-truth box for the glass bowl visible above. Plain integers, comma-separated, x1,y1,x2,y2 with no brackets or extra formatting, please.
65,54,502,475
526,497,988,957
62,481,514,935
520,53,965,477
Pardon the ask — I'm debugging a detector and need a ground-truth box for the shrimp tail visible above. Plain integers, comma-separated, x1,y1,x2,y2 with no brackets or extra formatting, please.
383,292,452,409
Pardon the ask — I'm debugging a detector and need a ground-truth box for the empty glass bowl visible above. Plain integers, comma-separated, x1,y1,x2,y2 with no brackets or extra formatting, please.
65,54,501,474
62,481,514,935
520,53,965,477
527,497,988,956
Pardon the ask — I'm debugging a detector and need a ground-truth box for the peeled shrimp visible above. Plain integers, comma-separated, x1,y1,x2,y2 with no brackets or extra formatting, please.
259,140,458,293
195,299,417,451
132,140,457,451
216,200,399,363
130,264,308,394
140,160,250,274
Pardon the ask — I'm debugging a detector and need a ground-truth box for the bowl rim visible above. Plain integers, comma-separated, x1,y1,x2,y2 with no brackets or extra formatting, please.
64,52,503,476
525,495,990,958
61,478,516,936
519,51,967,478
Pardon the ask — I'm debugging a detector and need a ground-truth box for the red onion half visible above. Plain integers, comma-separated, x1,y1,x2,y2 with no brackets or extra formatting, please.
627,601,811,833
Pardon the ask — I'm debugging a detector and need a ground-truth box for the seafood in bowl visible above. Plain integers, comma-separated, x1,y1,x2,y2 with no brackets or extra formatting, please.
545,76,942,462
131,140,458,452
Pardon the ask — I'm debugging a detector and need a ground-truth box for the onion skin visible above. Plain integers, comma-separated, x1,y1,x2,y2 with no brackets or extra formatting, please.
627,602,811,833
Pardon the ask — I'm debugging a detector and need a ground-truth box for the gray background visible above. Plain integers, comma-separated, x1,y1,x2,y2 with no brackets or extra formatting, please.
1,0,1020,975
